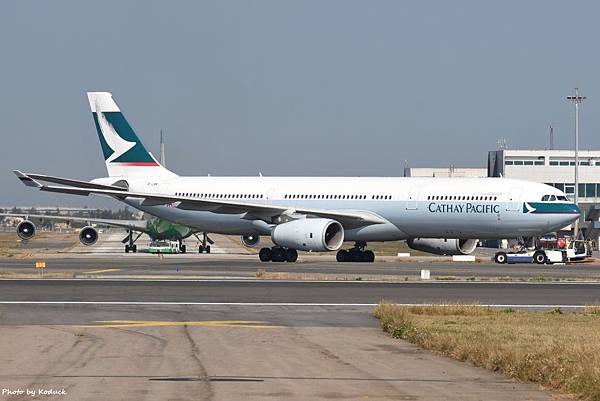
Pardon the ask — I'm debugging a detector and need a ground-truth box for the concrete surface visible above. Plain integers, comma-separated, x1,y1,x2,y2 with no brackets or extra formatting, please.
0,304,566,401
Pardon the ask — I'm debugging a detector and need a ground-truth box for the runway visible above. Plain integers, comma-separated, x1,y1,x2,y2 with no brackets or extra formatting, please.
1,279,599,306
2,255,600,280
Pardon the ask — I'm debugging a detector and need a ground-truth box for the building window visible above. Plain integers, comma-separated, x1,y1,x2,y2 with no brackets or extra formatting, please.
513,161,524,166
559,161,570,166
534,160,544,165
549,161,559,166
586,184,596,198
580,161,590,166
505,160,513,165
523,161,534,166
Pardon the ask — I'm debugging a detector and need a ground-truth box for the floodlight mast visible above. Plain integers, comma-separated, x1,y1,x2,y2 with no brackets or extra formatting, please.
567,88,586,238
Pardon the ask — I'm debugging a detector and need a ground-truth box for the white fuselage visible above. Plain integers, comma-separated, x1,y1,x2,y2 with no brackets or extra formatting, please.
93,175,580,241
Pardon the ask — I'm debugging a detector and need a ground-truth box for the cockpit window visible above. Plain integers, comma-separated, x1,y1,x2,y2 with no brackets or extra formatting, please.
542,194,568,202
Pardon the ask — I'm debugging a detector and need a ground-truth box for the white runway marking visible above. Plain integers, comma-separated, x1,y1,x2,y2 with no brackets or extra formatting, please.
0,301,590,308
2,278,600,285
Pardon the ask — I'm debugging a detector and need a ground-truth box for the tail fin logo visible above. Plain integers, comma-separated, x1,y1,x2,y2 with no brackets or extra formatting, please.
96,107,136,163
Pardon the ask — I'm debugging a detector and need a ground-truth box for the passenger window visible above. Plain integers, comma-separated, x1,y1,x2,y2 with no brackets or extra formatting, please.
549,195,556,201
541,195,550,201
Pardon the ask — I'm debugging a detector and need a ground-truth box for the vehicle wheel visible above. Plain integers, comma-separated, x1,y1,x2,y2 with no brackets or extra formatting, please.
206,245,211,254
363,250,375,263
494,252,507,264
125,245,130,253
533,251,547,265
180,244,186,254
259,247,271,262
336,250,347,262
286,249,298,263
132,245,137,253
198,245,204,253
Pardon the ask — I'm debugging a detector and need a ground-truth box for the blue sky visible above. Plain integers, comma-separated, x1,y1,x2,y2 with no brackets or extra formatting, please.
1,1,599,206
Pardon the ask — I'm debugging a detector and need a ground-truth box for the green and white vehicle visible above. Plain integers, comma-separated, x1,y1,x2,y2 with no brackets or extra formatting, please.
148,240,181,254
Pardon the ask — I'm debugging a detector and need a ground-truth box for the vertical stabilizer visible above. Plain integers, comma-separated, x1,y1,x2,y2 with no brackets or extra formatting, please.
87,92,177,178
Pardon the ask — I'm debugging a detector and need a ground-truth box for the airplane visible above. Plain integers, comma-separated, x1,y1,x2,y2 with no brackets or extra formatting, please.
1,212,215,253
13,92,581,263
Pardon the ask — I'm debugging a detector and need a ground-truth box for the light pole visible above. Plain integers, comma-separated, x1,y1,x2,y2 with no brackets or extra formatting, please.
567,88,586,238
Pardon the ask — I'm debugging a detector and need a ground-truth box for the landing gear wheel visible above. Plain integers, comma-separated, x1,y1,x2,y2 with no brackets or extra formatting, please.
125,244,130,253
131,244,137,253
364,250,375,263
180,244,186,254
271,247,286,262
285,249,298,263
205,245,211,254
494,252,507,264
533,251,547,265
336,250,348,262
259,247,272,262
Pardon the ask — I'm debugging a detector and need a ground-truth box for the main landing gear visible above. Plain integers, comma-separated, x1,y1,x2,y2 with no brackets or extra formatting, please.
123,230,143,253
197,232,212,254
336,242,375,263
259,247,298,263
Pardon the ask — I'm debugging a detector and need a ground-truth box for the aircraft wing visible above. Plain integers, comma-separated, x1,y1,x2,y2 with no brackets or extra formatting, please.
0,212,149,233
14,171,387,227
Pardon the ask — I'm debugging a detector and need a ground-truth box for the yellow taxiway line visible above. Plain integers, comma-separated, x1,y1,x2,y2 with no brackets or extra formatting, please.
82,268,122,274
79,320,283,329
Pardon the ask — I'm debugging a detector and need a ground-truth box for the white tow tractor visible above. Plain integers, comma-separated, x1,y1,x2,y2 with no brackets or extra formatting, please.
494,249,565,264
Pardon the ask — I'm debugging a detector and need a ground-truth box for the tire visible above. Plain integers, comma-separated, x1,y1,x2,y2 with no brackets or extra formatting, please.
180,244,186,254
271,247,286,262
494,252,507,264
198,246,204,254
132,245,137,253
533,251,547,265
125,245,130,253
285,249,298,263
336,250,347,262
206,245,211,254
364,250,375,263
259,247,271,262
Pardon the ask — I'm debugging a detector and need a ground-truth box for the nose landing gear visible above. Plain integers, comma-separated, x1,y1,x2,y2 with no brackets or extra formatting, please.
336,242,375,262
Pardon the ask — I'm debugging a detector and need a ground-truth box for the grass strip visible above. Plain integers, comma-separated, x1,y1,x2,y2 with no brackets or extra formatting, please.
374,302,600,401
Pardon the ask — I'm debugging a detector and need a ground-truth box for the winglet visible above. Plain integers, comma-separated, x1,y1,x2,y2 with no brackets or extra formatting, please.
13,170,43,188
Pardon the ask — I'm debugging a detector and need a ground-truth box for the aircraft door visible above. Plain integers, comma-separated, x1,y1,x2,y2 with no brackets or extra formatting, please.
406,186,421,210
506,187,522,211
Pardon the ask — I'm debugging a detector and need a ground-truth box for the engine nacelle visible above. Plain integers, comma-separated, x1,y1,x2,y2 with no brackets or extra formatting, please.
241,234,260,248
406,238,478,256
79,226,99,246
17,220,36,240
272,218,344,252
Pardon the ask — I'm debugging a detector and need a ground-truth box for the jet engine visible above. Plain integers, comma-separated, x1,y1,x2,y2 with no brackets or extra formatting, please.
241,234,260,248
79,226,99,246
16,220,36,240
406,238,478,256
271,218,344,252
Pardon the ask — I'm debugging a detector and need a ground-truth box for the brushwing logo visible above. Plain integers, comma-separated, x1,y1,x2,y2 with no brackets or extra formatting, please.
522,202,537,213
96,107,136,163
